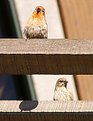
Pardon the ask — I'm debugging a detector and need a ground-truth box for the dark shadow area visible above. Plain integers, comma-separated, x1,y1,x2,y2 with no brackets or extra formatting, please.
0,0,21,37
13,76,32,100
19,101,38,112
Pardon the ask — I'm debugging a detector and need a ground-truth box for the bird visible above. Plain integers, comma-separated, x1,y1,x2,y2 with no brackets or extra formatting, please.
53,78,73,101
23,6,48,39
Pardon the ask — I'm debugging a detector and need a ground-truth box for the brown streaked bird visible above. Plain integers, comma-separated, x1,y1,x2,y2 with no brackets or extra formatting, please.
23,6,48,39
53,78,73,101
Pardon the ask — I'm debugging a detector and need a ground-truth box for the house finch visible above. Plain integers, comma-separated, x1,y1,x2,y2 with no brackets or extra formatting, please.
53,78,73,101
23,6,48,39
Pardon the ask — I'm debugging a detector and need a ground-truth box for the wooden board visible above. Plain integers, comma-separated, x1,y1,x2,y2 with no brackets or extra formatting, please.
0,101,93,121
58,0,93,39
75,75,93,100
0,39,93,74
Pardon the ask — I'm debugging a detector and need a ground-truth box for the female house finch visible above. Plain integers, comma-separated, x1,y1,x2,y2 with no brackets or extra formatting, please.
23,6,48,39
53,78,73,101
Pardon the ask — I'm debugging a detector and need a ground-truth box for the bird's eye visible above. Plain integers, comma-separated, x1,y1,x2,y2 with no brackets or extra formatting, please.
42,10,44,12
37,8,41,13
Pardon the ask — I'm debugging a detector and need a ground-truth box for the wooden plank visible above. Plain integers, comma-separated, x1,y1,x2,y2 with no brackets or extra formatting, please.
75,75,93,100
0,39,93,74
0,100,93,112
0,113,93,121
0,101,93,121
58,0,93,39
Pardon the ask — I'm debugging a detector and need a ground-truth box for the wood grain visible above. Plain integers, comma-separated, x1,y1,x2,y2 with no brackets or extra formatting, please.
1,100,93,112
0,101,93,121
0,39,93,74
75,75,93,100
58,0,93,39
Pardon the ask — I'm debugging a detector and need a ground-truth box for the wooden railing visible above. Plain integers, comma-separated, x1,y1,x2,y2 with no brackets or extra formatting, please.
0,39,93,74
0,101,93,121
0,39,93,120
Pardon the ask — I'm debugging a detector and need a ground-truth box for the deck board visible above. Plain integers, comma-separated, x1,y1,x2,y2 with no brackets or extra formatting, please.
0,39,93,74
0,101,93,121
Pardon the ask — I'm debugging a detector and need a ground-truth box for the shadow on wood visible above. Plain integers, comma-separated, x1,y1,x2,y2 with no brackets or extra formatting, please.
19,101,38,112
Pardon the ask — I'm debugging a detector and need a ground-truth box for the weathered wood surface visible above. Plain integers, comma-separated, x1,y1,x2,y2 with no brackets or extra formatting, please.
0,101,93,121
1,100,93,112
0,39,93,74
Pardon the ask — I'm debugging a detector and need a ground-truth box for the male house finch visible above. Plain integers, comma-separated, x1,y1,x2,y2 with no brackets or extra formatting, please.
53,78,73,101
23,6,48,39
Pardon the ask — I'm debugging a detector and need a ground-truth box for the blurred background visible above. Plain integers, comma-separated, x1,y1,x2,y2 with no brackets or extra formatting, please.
0,0,93,100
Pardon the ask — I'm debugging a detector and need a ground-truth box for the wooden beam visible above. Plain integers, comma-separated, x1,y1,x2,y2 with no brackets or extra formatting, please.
75,75,93,100
0,101,93,121
0,39,93,74
58,0,93,39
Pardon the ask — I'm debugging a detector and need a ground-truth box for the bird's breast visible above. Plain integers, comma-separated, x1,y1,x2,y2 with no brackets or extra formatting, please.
24,25,47,39
54,87,73,101
23,17,47,39
27,17,47,26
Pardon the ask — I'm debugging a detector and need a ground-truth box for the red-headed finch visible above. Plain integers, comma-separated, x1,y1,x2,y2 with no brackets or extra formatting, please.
53,78,73,101
23,6,48,39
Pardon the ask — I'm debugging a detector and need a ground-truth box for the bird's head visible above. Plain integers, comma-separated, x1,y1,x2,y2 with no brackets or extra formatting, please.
35,6,45,14
32,6,45,18
55,78,68,89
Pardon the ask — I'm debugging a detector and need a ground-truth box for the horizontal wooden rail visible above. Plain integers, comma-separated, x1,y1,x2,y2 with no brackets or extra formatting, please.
0,39,93,74
0,101,93,121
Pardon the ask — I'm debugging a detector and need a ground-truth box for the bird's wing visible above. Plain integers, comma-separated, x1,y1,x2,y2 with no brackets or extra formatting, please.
66,91,73,100
23,26,28,39
54,90,67,101
62,88,74,100
23,26,32,39
54,88,74,101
